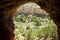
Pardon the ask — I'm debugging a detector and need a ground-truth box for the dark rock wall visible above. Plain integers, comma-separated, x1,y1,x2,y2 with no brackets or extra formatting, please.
0,0,60,40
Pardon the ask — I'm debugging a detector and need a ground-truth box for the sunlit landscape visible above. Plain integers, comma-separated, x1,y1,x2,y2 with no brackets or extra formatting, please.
14,3,58,40
14,13,57,40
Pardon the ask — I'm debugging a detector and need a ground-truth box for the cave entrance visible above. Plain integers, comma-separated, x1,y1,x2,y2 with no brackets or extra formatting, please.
14,2,58,40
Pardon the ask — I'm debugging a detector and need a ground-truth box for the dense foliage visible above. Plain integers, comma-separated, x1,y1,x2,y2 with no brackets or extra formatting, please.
14,13,58,40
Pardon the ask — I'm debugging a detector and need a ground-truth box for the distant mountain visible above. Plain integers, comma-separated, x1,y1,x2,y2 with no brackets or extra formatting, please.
17,2,48,15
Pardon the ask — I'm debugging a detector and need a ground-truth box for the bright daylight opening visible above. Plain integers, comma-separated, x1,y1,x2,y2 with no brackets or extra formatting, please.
14,2,57,40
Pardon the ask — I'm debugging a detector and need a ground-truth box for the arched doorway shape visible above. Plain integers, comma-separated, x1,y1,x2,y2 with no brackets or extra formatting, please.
0,0,60,40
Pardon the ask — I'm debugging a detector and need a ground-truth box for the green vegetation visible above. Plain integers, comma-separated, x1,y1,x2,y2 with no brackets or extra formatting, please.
14,13,58,40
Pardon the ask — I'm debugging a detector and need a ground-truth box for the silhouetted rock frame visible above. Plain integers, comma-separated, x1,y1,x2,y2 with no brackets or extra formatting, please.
0,0,60,40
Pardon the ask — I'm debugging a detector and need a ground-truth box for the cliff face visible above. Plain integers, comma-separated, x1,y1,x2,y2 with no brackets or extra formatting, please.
0,0,60,40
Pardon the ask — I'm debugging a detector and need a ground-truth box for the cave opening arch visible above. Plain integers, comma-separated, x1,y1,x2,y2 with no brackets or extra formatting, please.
14,2,58,40
0,0,60,40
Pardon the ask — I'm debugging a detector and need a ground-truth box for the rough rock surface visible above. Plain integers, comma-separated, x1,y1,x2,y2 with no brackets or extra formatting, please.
0,0,60,40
